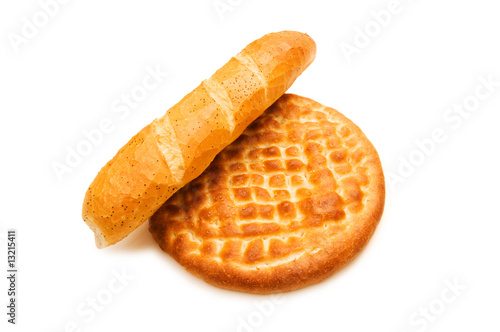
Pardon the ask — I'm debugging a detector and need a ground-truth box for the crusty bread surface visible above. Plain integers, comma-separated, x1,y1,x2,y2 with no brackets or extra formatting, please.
149,94,385,294
82,31,316,248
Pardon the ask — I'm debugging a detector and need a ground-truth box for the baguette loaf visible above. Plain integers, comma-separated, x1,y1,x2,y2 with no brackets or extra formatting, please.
82,31,316,248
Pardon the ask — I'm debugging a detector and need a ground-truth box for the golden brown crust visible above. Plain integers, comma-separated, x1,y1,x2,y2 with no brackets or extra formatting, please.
150,94,385,294
82,31,316,248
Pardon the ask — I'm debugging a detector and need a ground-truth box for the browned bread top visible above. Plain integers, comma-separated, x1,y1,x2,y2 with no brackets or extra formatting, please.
82,32,316,248
149,94,385,294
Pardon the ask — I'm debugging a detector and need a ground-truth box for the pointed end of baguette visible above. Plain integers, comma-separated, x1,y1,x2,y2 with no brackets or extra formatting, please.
83,215,109,249
93,228,108,249
82,186,109,249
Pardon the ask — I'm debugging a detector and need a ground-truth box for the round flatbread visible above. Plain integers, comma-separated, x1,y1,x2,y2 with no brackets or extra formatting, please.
149,94,385,294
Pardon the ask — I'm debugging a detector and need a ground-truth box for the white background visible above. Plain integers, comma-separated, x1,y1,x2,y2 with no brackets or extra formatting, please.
1,0,499,331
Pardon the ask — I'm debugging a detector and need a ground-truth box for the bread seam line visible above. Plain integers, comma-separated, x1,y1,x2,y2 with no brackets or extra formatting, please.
202,78,236,132
234,52,268,100
153,117,186,182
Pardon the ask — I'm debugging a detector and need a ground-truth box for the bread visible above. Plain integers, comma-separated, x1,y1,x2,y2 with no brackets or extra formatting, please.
149,94,385,294
82,31,316,248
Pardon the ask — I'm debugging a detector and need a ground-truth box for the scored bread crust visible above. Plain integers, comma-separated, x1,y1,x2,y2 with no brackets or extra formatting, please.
82,31,316,248
149,94,385,294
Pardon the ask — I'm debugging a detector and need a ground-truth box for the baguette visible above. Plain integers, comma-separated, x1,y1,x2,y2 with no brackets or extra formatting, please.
82,31,316,248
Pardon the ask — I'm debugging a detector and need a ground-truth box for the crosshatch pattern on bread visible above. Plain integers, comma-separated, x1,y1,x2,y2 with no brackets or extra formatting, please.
150,94,385,294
